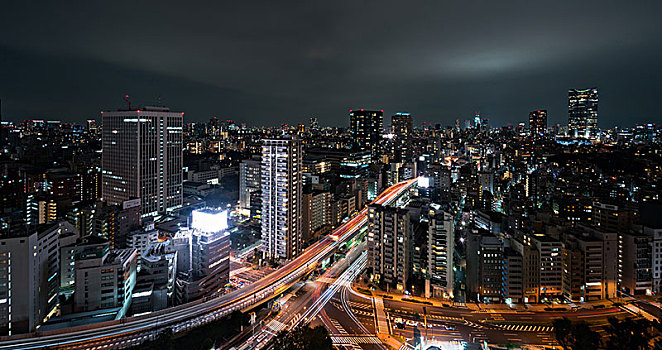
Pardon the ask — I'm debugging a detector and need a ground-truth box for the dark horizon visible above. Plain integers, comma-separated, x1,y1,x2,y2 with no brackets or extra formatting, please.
1,1,661,128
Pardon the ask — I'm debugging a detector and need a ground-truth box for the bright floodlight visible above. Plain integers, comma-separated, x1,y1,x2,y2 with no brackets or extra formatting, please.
418,177,431,188
192,209,228,232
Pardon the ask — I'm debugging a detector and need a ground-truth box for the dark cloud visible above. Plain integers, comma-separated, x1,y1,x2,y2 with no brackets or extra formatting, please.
1,0,661,127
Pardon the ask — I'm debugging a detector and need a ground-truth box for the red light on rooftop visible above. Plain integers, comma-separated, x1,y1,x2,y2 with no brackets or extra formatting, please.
360,109,364,111
100,111,104,114
136,110,141,113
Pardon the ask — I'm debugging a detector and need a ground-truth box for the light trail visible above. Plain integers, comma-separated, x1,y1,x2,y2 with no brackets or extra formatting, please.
0,178,420,350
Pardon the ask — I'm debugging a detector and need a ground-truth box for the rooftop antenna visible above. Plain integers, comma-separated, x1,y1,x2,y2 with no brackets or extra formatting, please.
157,95,162,107
124,95,132,110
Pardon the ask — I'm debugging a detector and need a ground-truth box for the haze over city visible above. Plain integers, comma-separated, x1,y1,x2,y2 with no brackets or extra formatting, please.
2,2,662,350
1,1,662,126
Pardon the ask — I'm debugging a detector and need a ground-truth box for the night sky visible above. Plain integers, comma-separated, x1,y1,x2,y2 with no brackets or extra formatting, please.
1,1,661,127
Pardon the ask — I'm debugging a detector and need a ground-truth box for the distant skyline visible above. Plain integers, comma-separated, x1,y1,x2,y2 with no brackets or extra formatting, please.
1,1,661,127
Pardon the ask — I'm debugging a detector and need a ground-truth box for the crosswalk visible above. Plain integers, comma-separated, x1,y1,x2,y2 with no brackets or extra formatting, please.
329,318,348,334
497,324,553,332
330,301,374,317
330,335,383,345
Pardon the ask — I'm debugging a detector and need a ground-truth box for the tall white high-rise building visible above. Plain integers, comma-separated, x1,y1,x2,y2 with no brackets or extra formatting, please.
101,106,183,217
260,137,302,260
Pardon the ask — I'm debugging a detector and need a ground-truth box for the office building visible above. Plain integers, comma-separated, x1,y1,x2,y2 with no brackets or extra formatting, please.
349,109,383,161
367,203,410,291
94,199,141,250
528,110,547,136
132,240,178,313
302,189,332,242
530,234,563,299
260,137,303,261
466,230,503,302
60,234,105,297
101,106,183,217
176,210,231,303
392,112,413,163
568,88,598,139
502,247,524,303
239,158,261,214
73,245,137,318
426,206,454,298
0,222,63,335
620,232,652,296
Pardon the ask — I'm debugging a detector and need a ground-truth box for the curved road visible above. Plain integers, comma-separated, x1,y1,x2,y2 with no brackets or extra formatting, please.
0,178,420,350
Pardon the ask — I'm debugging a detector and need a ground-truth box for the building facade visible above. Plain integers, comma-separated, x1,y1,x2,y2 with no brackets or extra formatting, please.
368,203,410,291
350,109,383,161
260,137,303,261
239,158,261,213
101,106,183,217
568,88,598,139
392,112,413,163
528,110,547,136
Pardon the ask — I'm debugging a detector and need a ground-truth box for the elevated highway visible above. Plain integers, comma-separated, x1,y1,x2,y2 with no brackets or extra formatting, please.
0,178,420,350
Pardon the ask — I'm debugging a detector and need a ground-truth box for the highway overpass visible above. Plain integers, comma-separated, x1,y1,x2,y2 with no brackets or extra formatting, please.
0,177,420,350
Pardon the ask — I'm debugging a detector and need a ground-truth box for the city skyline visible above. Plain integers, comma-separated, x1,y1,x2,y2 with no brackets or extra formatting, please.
2,1,662,349
1,1,662,127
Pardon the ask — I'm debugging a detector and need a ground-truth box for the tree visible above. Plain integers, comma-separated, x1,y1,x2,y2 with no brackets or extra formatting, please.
603,317,655,350
553,317,600,350
272,324,333,350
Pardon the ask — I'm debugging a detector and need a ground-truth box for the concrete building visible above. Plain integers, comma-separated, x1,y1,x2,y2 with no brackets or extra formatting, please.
620,232,652,296
502,247,524,303
510,238,541,303
132,240,178,313
260,137,303,261
350,109,383,161
466,230,503,303
126,228,159,269
73,244,137,319
94,199,141,250
426,206,454,298
391,112,413,163
239,158,261,214
302,189,332,243
368,203,410,291
60,235,106,296
0,222,64,335
530,234,563,300
644,226,662,293
176,210,230,303
101,106,183,217
563,232,607,302
592,202,637,233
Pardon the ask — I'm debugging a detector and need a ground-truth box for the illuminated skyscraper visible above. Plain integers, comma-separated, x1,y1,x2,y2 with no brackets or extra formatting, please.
260,137,302,260
568,88,598,139
529,110,547,136
101,106,183,217
350,109,383,161
391,112,413,163
368,203,410,291
239,158,261,213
